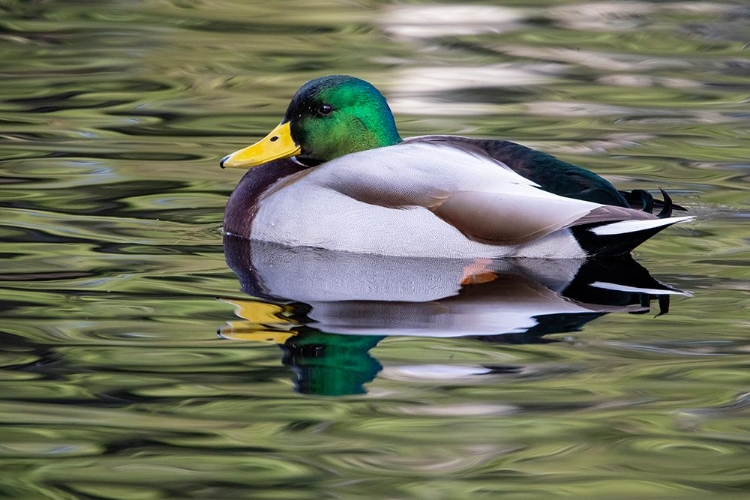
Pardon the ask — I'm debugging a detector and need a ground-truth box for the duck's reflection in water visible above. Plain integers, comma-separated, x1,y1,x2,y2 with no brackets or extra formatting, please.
220,237,688,395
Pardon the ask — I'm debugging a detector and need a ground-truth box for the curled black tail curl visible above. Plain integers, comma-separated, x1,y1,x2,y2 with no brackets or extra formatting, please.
618,188,686,219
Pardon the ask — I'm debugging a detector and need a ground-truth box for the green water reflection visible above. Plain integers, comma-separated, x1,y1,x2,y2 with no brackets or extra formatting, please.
1,0,749,499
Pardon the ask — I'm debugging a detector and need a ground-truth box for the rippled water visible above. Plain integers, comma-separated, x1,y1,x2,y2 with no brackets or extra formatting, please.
1,1,749,498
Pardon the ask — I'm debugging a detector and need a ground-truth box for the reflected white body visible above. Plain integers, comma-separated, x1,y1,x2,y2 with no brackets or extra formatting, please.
237,242,685,338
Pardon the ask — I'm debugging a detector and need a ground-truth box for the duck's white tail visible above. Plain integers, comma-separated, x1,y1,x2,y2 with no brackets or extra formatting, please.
573,216,694,256
590,216,694,235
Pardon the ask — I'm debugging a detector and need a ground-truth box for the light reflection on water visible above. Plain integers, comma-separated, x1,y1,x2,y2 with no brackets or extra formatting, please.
0,0,749,498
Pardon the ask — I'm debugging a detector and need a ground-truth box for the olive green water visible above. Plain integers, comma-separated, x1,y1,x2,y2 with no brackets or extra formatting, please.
1,1,749,498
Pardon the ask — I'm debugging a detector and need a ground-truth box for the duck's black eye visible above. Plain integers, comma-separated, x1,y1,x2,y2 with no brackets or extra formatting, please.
317,104,333,116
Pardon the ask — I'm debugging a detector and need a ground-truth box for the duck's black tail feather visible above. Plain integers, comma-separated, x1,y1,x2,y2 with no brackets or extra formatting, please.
619,189,687,219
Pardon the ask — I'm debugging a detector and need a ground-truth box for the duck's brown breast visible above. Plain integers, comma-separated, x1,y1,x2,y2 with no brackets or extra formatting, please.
223,159,307,238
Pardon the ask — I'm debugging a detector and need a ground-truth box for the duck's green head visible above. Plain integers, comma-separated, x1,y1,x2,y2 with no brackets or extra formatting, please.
221,75,402,168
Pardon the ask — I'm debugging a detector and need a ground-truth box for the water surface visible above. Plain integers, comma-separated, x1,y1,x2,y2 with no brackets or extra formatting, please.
1,1,749,498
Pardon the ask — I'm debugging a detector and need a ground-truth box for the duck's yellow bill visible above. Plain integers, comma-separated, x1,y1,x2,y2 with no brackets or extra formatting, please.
220,121,301,168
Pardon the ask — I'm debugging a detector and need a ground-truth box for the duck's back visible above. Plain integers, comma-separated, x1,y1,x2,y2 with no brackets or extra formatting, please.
406,136,630,207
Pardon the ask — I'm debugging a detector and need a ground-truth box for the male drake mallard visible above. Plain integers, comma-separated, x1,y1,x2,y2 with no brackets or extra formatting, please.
221,75,691,258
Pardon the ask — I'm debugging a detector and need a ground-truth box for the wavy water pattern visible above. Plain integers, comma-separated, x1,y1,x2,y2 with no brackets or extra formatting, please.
0,1,749,499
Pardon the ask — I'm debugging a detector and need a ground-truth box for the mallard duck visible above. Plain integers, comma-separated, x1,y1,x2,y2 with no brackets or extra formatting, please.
221,75,691,258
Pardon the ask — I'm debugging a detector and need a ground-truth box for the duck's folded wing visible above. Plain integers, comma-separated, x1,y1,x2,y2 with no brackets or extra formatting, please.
432,191,654,245
320,142,655,245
